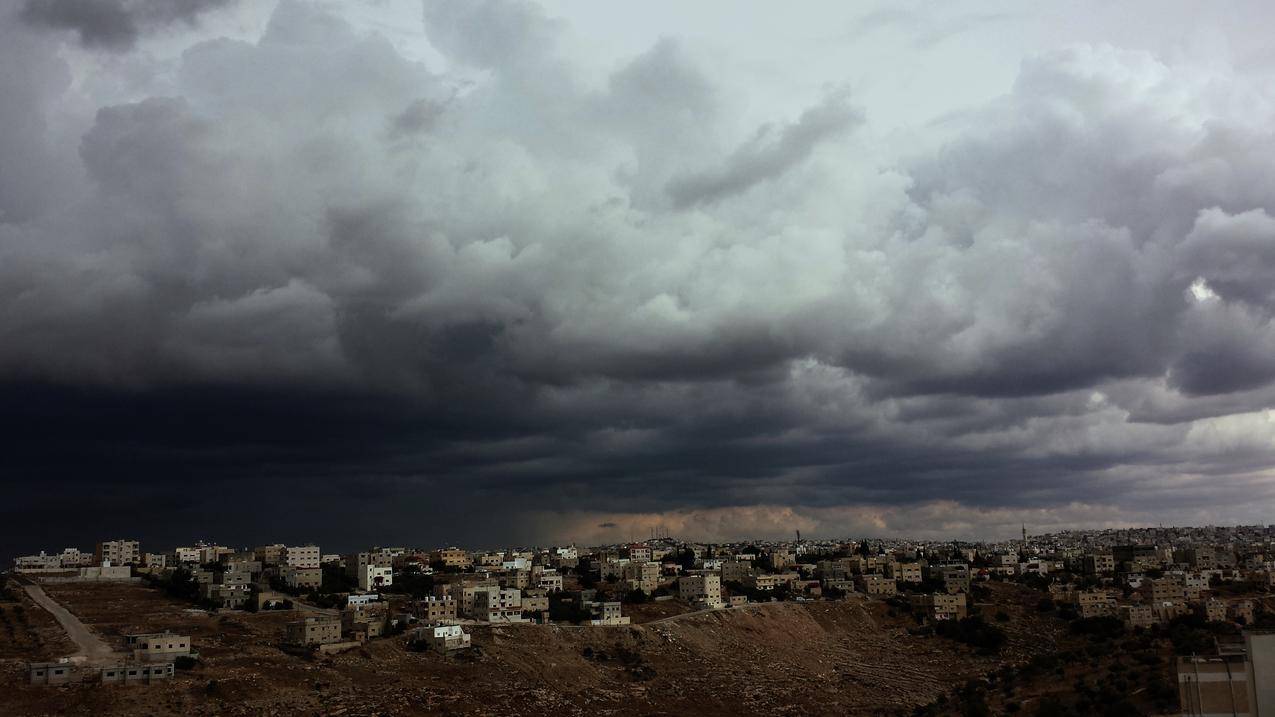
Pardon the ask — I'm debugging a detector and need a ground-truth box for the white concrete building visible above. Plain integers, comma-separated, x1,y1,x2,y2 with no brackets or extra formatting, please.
474,586,524,622
95,540,141,566
353,564,392,591
283,545,321,570
680,573,724,609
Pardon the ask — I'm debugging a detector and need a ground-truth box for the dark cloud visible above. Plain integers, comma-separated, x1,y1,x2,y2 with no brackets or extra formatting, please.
20,0,233,50
1,3,1275,557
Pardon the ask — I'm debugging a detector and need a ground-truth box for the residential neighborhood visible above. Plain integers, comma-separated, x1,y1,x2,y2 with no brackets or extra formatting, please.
9,525,1275,713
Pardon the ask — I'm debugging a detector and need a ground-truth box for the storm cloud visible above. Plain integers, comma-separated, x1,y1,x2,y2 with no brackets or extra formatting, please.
20,0,233,50
2,1,1275,557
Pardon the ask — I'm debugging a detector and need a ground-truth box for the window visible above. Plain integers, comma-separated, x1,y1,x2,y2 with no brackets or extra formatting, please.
128,670,137,676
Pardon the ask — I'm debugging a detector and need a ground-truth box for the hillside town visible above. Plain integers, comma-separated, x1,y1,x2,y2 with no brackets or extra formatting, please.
9,525,1275,714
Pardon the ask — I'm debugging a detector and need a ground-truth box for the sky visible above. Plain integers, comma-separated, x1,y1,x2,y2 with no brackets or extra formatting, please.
4,0,1275,558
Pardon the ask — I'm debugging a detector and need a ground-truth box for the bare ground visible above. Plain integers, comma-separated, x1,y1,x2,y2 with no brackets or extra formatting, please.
0,581,1067,717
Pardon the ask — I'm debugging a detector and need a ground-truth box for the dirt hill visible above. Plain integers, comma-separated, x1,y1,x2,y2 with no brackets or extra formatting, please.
0,583,1065,716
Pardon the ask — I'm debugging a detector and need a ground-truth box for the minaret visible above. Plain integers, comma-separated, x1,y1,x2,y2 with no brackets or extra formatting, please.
1022,523,1027,544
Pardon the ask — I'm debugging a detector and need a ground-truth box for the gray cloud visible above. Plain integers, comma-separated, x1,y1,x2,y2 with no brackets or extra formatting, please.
665,88,863,208
2,2,1275,552
20,0,233,50
851,7,1020,48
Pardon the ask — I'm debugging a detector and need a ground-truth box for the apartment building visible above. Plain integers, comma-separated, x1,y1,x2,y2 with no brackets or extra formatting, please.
498,569,530,590
857,574,898,596
627,545,652,563
352,565,392,591
623,561,660,594
1203,598,1228,623
1076,590,1117,618
411,596,458,625
1184,573,1210,599
1177,546,1218,571
1112,544,1160,572
283,566,322,590
473,586,524,622
680,573,723,608
521,590,550,614
887,561,923,583
95,539,140,566
1120,604,1156,629
600,559,629,581
746,574,781,591
431,548,472,569
1149,576,1185,602
170,547,201,565
58,548,91,568
1082,553,1116,575
197,544,234,565
1153,600,1191,622
342,603,387,641
346,552,393,591
721,559,753,584
439,580,497,618
285,616,342,646
586,601,630,625
254,544,285,566
201,582,250,609
283,545,321,570
532,567,563,591
1234,601,1256,625
929,564,971,594
769,550,795,571
910,593,968,620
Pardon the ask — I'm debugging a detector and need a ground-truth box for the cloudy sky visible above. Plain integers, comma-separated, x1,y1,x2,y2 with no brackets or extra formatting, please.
4,0,1275,557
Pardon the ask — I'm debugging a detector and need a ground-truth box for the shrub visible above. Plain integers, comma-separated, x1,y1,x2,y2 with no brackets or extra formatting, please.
934,615,1007,652
1069,616,1124,639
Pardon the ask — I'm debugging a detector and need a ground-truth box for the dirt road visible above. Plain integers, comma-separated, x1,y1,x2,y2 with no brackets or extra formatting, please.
22,582,119,663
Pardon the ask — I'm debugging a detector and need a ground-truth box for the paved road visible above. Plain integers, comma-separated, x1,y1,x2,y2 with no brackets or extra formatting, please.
22,582,119,664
